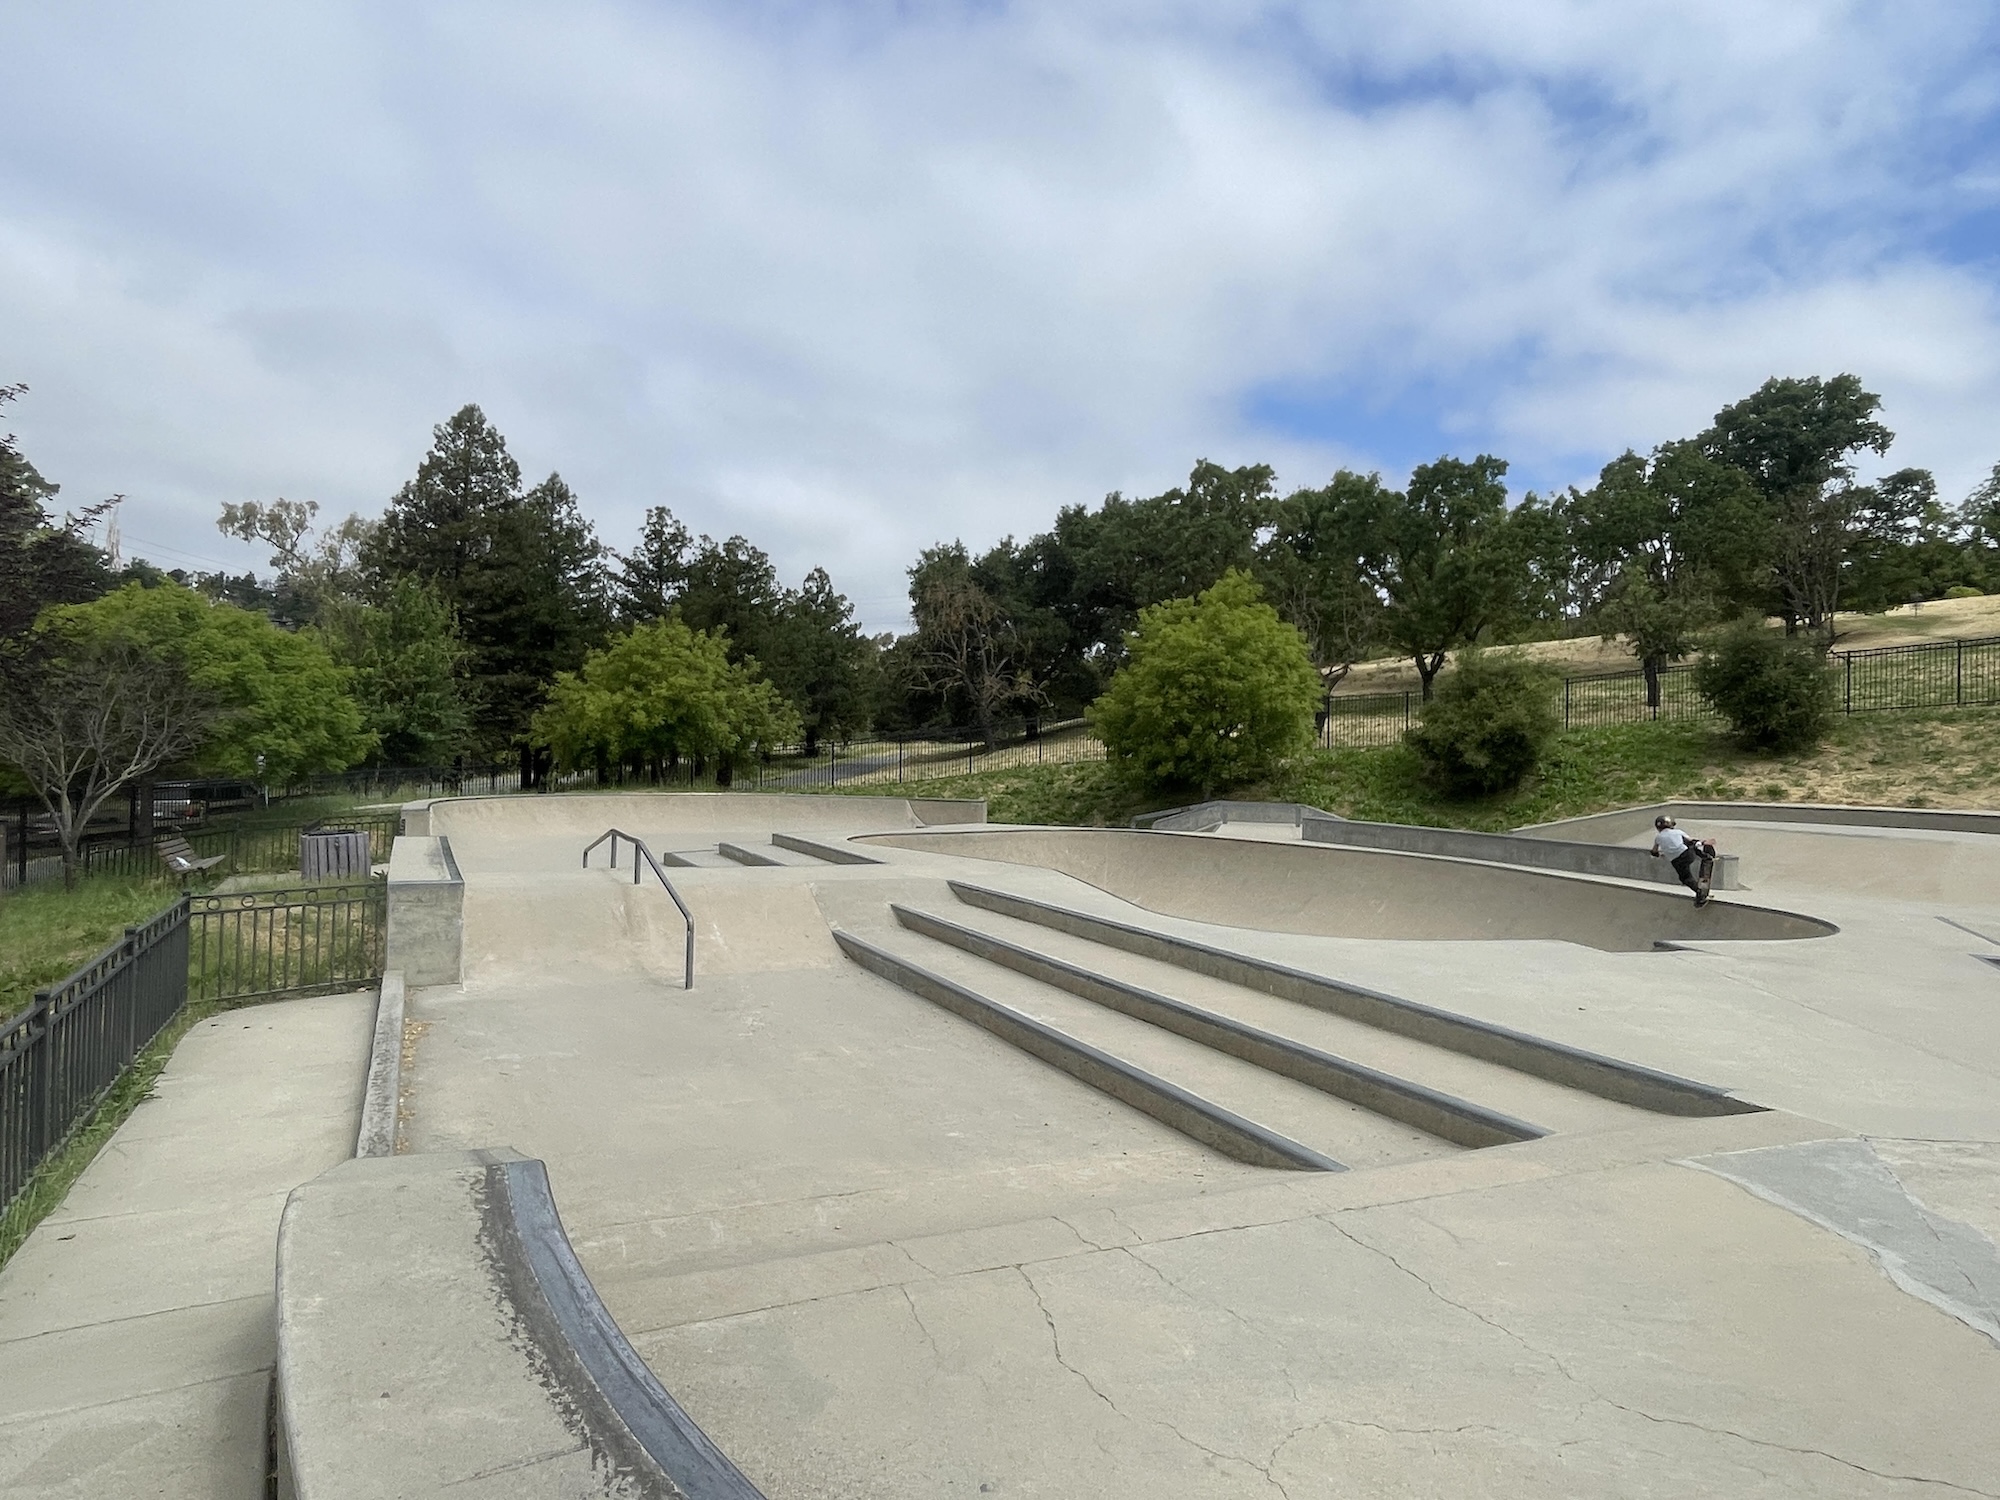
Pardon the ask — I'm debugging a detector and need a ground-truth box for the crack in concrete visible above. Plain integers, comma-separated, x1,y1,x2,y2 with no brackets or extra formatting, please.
897,1283,940,1362
1323,1212,1999,1497
1015,1265,1293,1498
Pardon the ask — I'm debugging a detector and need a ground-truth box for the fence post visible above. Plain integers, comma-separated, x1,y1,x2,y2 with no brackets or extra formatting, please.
31,988,53,1169
898,740,904,782
1404,693,1412,733
1563,677,1571,731
1844,654,1852,715
1958,639,1965,706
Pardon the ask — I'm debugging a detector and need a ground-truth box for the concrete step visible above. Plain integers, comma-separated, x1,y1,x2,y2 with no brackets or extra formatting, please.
923,895,1664,1138
947,881,1763,1120
838,925,1456,1174
892,904,1547,1148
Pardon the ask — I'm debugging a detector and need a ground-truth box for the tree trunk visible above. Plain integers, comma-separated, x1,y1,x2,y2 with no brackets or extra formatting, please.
1415,652,1447,702
716,757,734,789
1643,656,1662,713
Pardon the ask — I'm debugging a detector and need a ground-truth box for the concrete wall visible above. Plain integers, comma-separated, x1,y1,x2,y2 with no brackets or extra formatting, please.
1516,800,2000,846
1301,814,1742,891
385,835,463,987
1133,800,1340,833
909,798,987,826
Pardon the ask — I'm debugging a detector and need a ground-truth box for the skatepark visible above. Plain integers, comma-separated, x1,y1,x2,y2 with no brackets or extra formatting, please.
7,789,2000,1497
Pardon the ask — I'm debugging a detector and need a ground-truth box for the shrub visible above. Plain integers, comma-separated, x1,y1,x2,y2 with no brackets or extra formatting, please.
1694,622,1836,753
1943,585,1985,600
1405,651,1559,796
1089,570,1322,796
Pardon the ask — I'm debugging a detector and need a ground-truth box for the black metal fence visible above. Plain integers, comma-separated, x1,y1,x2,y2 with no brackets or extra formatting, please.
1323,633,2000,748
188,882,387,1004
1,898,191,1213
4,809,401,893
755,718,1107,790
0,879,388,1214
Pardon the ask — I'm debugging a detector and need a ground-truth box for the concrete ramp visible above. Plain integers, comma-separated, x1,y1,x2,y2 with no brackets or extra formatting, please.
861,827,1836,952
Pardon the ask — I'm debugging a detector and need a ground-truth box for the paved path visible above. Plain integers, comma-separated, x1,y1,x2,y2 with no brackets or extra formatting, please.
0,992,374,1500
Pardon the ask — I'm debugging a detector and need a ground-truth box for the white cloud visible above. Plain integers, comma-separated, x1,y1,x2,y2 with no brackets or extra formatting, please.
1,1,1996,628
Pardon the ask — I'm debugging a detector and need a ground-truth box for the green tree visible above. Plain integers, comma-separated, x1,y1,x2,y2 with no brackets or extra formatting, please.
49,582,370,782
1569,442,1763,707
1366,456,1523,700
313,578,472,765
1255,472,1386,686
1089,570,1320,796
363,406,609,776
530,618,799,785
0,384,112,646
908,542,1042,744
1700,374,1895,643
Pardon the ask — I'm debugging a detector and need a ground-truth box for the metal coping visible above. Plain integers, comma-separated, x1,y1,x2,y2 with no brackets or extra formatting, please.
891,903,1547,1149
946,881,1763,1119
492,1158,769,1499
833,928,1344,1172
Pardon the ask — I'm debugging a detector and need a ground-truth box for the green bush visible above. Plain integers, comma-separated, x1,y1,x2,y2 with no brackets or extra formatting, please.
1694,622,1836,753
1405,651,1560,796
1089,570,1322,796
1943,585,1985,599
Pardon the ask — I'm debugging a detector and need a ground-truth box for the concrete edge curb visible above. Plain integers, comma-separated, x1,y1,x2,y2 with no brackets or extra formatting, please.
716,841,785,867
1300,812,1744,891
353,972,406,1159
773,831,884,865
946,881,1765,1120
274,1150,769,1500
833,928,1344,1172
493,1158,771,1498
1516,798,2000,841
891,903,1547,1149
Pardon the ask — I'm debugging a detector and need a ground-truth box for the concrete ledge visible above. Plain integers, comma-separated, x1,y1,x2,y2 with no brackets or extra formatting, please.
1132,800,1339,832
1517,799,2000,845
1302,813,1743,890
771,832,884,865
892,904,1545,1149
275,1150,766,1499
832,929,1344,1172
947,881,1765,1119
353,972,406,1159
385,836,463,988
716,841,784,867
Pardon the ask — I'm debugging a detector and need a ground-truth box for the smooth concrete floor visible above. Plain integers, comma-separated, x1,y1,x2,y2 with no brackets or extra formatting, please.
402,797,2000,1497
0,992,374,1500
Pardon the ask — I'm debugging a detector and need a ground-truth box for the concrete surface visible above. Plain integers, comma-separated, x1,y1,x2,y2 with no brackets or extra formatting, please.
390,789,2000,1498
0,992,374,1500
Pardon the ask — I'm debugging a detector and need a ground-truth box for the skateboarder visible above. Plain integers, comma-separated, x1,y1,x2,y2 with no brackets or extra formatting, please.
1651,815,1717,906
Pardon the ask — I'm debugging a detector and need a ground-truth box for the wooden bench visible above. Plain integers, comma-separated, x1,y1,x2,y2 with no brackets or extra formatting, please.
157,835,225,882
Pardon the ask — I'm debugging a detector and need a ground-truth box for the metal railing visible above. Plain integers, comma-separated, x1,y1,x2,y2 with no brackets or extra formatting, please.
582,830,695,990
188,882,388,1004
2,898,191,1213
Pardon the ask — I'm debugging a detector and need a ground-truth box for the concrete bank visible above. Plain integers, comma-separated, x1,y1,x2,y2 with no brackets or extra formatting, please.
0,991,375,1500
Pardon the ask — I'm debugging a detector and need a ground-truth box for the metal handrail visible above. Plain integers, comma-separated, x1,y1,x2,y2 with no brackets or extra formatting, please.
582,829,695,990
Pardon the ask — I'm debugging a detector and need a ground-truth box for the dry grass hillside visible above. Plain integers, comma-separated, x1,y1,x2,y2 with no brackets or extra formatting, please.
1333,592,2000,696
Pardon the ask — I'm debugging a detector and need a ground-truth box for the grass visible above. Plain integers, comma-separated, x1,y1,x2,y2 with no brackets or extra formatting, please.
0,873,189,1022
826,705,2000,830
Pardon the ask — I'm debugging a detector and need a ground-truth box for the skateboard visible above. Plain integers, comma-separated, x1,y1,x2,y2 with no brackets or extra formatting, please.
1693,842,1716,907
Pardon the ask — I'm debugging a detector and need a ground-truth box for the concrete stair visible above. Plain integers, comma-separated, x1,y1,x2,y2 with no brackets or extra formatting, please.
836,880,1761,1176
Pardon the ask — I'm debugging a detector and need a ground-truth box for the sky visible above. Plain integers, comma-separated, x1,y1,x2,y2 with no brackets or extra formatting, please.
3,1,1998,632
